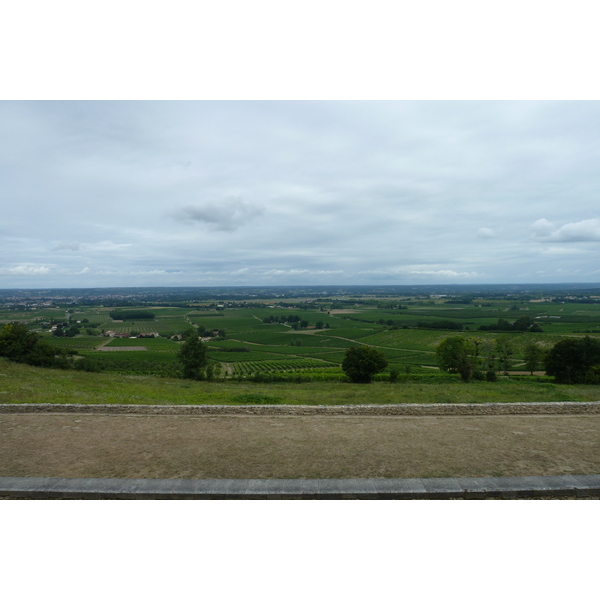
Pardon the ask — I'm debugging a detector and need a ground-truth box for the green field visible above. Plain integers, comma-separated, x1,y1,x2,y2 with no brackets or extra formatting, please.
42,336,103,350
104,337,179,350
3,294,600,381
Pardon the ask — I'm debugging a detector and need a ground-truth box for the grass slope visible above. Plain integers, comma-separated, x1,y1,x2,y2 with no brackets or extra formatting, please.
1,359,599,406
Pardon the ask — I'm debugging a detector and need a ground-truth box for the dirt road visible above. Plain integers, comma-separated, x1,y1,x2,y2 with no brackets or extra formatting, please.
2,413,599,479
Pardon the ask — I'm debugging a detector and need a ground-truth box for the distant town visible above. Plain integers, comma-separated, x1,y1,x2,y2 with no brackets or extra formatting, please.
1,283,600,309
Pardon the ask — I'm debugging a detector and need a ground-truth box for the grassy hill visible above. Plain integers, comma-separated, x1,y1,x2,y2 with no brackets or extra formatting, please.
1,358,599,406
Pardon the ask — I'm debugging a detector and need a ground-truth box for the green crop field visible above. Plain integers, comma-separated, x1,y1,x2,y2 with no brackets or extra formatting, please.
43,336,103,350
188,316,259,331
84,350,180,363
228,358,339,377
208,350,298,362
317,326,383,339
4,290,600,383
105,337,179,350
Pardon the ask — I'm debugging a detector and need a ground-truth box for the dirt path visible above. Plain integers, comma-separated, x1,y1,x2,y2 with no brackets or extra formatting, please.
95,338,112,350
1,413,599,480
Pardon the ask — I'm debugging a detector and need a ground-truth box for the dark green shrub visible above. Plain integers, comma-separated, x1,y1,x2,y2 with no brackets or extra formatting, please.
0,322,67,369
74,357,102,372
545,336,600,384
585,365,600,385
342,346,388,383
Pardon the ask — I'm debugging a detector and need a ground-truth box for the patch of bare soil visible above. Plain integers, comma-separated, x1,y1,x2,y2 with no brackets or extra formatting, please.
2,414,600,480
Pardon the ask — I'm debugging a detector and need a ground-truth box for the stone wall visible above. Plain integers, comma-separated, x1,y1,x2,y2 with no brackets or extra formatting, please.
1,402,599,416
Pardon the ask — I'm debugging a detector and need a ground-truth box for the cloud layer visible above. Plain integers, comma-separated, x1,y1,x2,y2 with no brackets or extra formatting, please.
1,101,600,287
531,218,600,243
171,200,265,231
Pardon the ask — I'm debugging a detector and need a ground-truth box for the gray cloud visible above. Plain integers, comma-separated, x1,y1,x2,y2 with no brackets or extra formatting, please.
0,264,51,275
170,200,265,231
408,270,481,278
80,241,133,252
51,242,80,251
477,228,496,239
2,101,600,287
531,218,600,242
531,218,556,238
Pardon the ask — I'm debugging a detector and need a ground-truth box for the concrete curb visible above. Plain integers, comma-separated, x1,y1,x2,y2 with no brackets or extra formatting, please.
1,474,599,500
1,401,600,416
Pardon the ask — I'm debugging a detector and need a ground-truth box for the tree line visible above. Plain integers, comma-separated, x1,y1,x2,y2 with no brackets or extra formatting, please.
4,321,599,387
436,334,600,384
109,310,155,320
477,316,543,332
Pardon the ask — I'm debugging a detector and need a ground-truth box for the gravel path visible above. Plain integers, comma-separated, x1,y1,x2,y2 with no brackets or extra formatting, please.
2,412,599,480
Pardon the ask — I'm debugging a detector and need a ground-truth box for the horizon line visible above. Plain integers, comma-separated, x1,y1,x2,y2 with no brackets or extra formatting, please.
1,282,600,291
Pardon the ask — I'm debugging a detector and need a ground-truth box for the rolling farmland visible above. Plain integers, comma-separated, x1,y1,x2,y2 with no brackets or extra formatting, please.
3,287,600,380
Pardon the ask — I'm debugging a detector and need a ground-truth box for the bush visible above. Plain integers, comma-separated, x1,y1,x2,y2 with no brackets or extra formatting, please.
0,323,67,369
585,365,600,384
342,346,388,383
486,370,497,382
73,357,102,372
545,336,600,384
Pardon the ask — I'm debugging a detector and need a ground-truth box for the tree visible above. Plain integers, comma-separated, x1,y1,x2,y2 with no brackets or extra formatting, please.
342,346,388,383
205,363,216,381
513,315,533,331
468,336,484,359
545,336,600,384
495,336,514,375
109,310,155,320
435,336,475,381
0,322,62,368
523,342,544,375
178,328,208,380
480,339,496,373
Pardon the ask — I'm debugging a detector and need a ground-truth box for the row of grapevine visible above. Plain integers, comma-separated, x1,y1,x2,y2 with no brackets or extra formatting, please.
230,359,338,376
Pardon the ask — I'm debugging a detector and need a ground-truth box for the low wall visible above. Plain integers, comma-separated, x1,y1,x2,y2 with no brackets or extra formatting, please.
2,474,600,499
1,402,599,416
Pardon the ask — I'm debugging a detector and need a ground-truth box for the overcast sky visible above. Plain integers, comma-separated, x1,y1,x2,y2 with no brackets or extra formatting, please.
2,100,600,288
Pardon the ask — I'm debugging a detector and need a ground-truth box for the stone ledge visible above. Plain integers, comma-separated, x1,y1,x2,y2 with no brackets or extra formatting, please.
1,475,599,500
1,401,599,416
